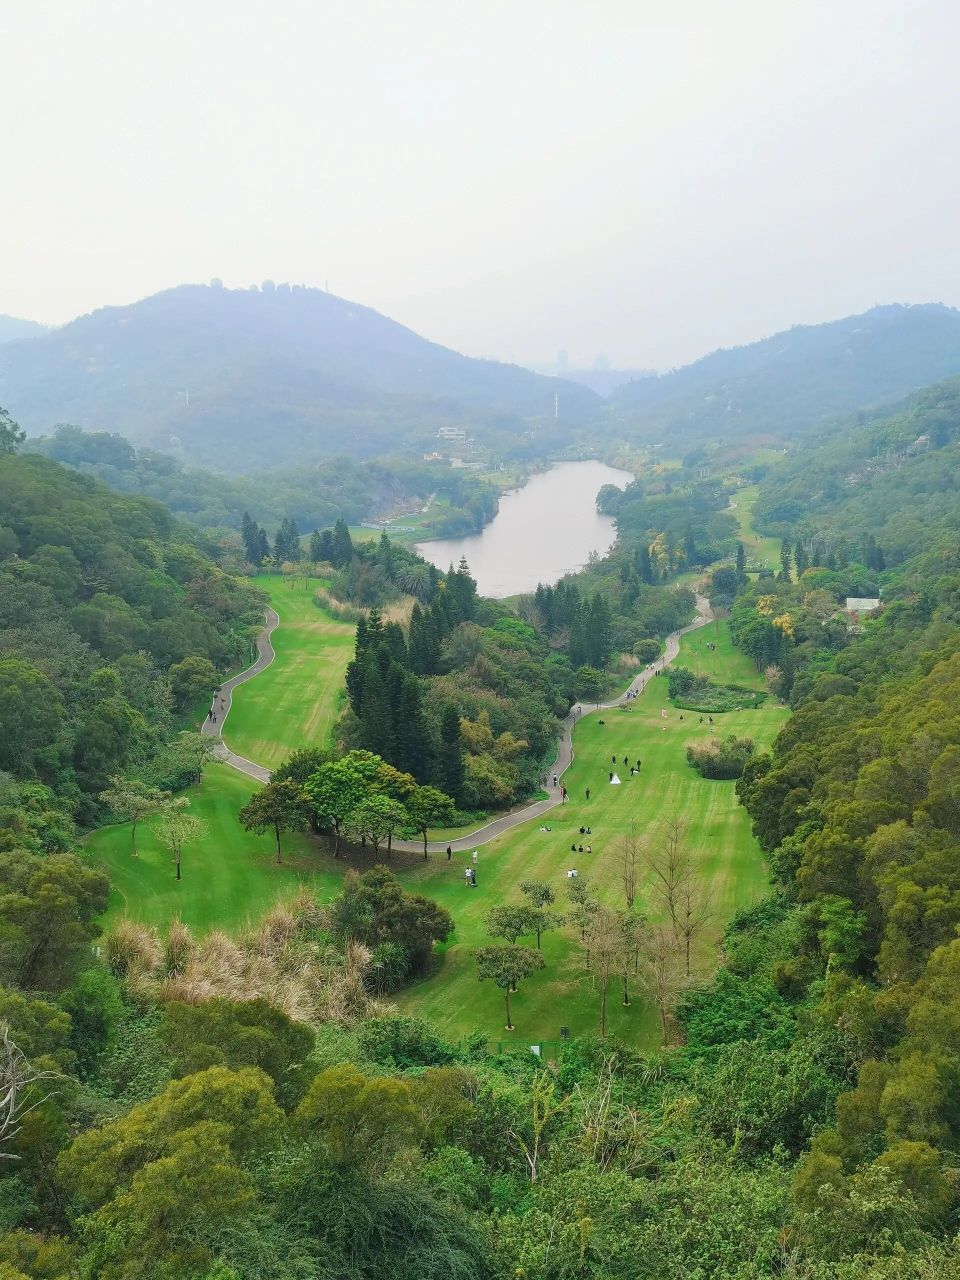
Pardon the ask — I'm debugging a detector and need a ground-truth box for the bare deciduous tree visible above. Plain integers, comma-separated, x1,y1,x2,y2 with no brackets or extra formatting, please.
676,874,715,976
644,810,691,929
581,906,638,1037
0,1025,59,1158
638,924,687,1044
616,820,642,910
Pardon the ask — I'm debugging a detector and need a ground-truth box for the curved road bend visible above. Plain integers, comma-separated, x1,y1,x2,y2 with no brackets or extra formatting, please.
206,594,714,851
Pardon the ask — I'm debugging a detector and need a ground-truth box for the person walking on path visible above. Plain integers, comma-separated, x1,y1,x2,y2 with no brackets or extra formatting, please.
553,773,558,787
470,869,477,887
585,787,591,800
446,845,452,861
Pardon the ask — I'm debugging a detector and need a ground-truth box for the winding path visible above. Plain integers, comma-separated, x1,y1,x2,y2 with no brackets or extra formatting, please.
201,607,280,785
205,592,714,852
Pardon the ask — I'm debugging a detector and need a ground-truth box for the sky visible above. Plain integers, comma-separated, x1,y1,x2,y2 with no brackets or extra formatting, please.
3,0,960,370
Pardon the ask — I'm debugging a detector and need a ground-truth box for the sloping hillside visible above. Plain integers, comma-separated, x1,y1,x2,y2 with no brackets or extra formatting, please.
0,313,46,344
0,283,598,470
753,375,960,561
612,303,960,445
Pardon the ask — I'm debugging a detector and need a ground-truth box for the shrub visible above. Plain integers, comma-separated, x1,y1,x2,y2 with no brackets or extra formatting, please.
686,734,756,779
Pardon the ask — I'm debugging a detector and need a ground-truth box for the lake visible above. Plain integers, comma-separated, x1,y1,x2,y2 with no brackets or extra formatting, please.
416,459,633,598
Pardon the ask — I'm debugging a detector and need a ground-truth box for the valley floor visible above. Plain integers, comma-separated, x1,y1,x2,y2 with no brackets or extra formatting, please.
85,599,786,1044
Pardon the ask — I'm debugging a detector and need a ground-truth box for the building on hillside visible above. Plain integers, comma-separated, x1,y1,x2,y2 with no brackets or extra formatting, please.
437,426,467,442
845,597,882,631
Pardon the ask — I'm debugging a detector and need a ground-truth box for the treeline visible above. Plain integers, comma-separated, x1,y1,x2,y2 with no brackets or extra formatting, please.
340,559,574,809
30,423,500,544
0,442,263,825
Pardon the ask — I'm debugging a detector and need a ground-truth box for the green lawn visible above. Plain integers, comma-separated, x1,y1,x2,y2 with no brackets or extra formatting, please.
224,575,355,768
85,620,785,1045
677,615,769,688
731,486,782,573
392,621,788,1045
84,763,345,933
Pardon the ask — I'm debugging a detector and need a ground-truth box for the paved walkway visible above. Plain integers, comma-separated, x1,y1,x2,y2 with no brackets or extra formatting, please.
392,592,713,853
206,593,714,850
201,607,280,785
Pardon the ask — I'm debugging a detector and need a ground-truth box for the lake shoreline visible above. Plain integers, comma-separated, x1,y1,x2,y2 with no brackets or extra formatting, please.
415,458,634,597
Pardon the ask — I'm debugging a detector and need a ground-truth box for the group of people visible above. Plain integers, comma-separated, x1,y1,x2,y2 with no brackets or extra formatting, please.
206,690,225,725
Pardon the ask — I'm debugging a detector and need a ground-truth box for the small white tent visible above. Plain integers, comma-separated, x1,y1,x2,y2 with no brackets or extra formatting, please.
611,773,621,784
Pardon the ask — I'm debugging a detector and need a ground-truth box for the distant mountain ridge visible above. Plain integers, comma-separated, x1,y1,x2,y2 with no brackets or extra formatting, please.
0,313,47,344
0,283,599,471
612,303,960,444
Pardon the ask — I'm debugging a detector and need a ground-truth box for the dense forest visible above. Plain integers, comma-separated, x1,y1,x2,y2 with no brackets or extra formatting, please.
7,374,960,1276
611,303,960,448
0,448,263,826
28,425,500,543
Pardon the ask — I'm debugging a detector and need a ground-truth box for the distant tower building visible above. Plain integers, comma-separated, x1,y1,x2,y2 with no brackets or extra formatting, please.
593,353,610,371
557,349,569,376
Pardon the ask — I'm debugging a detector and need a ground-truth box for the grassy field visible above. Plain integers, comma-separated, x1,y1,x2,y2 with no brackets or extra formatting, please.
678,615,769,687
392,621,788,1045
224,575,355,769
731,486,782,573
84,619,785,1044
85,763,343,933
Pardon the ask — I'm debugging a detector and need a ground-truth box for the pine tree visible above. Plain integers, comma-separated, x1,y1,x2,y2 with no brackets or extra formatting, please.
683,528,697,567
309,529,323,563
394,674,432,781
257,528,271,564
637,543,655,585
359,658,392,758
735,541,747,583
794,540,809,577
241,512,260,564
437,704,465,801
331,519,353,568
779,539,792,582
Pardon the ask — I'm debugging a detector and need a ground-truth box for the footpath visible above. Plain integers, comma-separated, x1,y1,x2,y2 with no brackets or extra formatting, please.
206,593,714,852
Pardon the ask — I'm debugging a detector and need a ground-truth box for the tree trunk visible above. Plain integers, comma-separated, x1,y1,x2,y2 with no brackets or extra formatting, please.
333,824,341,858
131,818,138,858
535,928,542,950
423,831,428,860
387,831,393,855
685,932,691,977
175,846,182,881
622,972,630,1006
274,824,282,865
599,978,608,1037
504,988,513,1030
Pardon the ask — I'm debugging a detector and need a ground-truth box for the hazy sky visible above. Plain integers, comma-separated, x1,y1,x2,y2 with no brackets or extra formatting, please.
3,0,960,368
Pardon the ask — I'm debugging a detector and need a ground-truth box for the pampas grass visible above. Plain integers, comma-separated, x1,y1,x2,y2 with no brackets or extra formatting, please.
107,893,391,1029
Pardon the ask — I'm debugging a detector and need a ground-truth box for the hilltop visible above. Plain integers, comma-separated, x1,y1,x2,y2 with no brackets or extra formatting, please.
0,282,598,471
0,312,46,344
612,302,960,445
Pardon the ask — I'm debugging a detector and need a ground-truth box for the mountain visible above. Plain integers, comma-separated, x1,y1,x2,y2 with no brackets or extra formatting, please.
0,283,599,471
753,374,960,563
0,313,46,344
611,303,960,445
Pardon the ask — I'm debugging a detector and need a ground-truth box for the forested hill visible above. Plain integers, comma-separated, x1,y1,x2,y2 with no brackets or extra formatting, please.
754,375,960,561
0,283,599,471
0,313,45,344
611,303,960,446
0,451,263,823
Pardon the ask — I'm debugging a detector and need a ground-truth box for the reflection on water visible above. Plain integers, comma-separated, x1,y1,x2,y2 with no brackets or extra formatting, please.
416,460,633,598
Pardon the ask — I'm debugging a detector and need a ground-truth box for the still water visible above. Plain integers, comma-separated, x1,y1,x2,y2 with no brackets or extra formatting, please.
416,460,633,598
